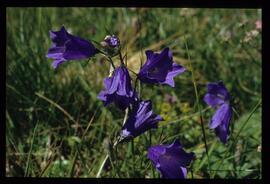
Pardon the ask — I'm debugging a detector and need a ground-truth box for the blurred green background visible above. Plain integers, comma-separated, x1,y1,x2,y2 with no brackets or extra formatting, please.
6,8,261,178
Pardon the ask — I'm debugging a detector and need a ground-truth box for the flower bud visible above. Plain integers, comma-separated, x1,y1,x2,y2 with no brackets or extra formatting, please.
104,35,120,48
101,35,120,57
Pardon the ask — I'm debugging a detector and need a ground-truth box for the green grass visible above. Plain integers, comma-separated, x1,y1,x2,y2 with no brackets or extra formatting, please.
6,8,261,178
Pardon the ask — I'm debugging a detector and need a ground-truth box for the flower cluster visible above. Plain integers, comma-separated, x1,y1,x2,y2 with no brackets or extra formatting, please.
47,26,233,178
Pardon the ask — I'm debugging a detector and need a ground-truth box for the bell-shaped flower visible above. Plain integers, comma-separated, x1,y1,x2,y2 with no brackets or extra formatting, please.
120,100,163,139
147,139,195,178
204,81,232,144
47,26,97,69
98,66,135,110
138,47,186,87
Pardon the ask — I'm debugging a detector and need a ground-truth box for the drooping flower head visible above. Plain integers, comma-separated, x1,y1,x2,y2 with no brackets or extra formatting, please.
138,47,186,87
47,26,97,69
98,66,136,110
121,100,163,139
204,81,232,144
147,139,195,179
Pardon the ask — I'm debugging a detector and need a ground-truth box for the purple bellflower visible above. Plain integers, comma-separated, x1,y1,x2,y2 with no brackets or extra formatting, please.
204,81,232,144
98,66,136,111
147,139,195,179
121,100,163,139
138,47,186,87
47,26,97,69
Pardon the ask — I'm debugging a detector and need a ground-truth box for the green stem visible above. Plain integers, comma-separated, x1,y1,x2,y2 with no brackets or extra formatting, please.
183,34,210,176
118,49,125,66
69,150,78,177
108,150,116,177
127,68,138,76
96,138,121,178
232,106,240,118
24,122,39,177
97,49,116,69
108,56,116,69
131,139,135,177
69,107,99,177
96,106,129,178
96,154,109,178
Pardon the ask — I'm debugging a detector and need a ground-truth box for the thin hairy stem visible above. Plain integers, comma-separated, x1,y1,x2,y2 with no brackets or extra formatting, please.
97,49,116,69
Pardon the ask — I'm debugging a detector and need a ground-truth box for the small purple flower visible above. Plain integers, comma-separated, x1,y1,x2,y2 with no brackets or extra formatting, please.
47,26,97,69
104,35,120,47
138,48,186,87
147,139,195,179
204,81,232,144
121,100,163,139
98,66,135,110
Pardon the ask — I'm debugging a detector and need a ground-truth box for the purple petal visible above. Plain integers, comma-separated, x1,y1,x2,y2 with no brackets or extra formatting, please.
214,104,232,144
121,129,131,138
103,77,112,90
138,48,185,87
113,94,133,110
97,90,107,101
147,48,170,69
52,59,66,69
107,69,121,94
97,90,114,107
145,50,154,60
134,101,153,127
167,139,182,149
180,167,187,178
104,35,120,47
63,38,96,60
206,81,230,103
143,49,172,82
121,100,163,138
210,103,231,129
98,66,135,110
157,164,183,178
147,145,166,165
117,67,132,96
47,46,65,57
147,139,195,179
149,140,194,178
49,26,69,46
215,124,228,144
162,63,186,87
165,140,195,166
47,52,63,61
204,94,225,108
47,26,97,69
